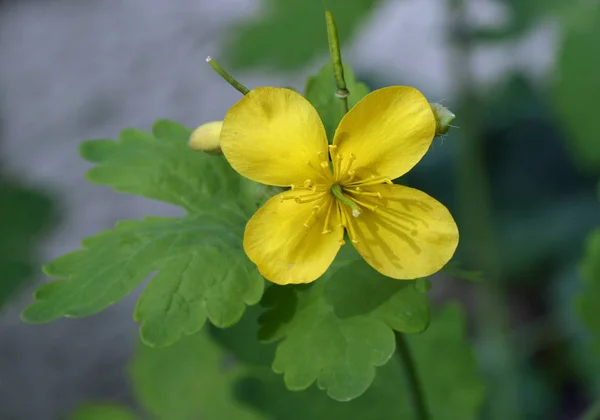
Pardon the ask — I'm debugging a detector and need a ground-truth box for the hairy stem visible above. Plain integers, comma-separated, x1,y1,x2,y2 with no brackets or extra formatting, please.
325,10,349,113
206,56,249,95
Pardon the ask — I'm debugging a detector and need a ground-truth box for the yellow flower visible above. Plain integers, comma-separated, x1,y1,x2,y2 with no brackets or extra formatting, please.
220,86,459,285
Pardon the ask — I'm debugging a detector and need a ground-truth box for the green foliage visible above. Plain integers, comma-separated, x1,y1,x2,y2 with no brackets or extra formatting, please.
79,120,254,214
130,330,262,420
226,0,379,69
305,63,370,140
69,404,136,420
577,227,600,356
554,2,600,172
238,304,484,419
0,179,55,306
258,259,429,401
22,121,264,347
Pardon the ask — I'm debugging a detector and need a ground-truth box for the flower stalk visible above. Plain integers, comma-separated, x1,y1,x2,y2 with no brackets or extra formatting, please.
325,10,350,113
206,56,249,95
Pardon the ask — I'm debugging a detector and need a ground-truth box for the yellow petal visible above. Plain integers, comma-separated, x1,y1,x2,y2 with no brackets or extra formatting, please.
347,184,458,279
189,121,223,154
221,87,331,187
244,190,343,285
332,86,436,181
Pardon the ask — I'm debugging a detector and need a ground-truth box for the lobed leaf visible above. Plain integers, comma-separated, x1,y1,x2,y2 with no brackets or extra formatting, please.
80,120,251,214
22,214,263,347
22,120,264,346
237,304,484,419
258,259,429,401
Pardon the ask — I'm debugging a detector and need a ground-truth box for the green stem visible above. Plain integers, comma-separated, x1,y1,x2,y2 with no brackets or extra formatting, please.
325,11,349,113
580,398,600,420
395,332,429,420
206,56,249,95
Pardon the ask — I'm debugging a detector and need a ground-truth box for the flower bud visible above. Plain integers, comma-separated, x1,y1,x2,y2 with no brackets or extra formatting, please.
430,103,456,136
189,121,223,155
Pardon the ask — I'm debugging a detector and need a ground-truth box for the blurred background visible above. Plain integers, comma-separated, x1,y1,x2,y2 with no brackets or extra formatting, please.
1,0,599,419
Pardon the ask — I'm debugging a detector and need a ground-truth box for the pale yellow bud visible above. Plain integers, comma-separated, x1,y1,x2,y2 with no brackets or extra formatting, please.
430,103,456,136
189,121,223,155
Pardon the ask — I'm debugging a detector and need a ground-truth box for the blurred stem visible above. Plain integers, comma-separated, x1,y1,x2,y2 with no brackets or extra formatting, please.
395,332,429,420
447,0,521,419
580,398,600,420
325,11,349,113
206,56,249,95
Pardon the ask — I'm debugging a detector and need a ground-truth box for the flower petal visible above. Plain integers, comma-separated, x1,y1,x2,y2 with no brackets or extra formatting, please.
348,184,458,279
244,191,343,285
333,86,436,181
221,87,330,187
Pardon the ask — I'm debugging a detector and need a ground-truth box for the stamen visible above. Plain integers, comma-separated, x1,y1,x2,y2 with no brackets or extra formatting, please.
335,200,345,229
347,196,378,212
294,192,326,204
344,170,356,184
334,154,343,177
328,144,337,158
347,189,383,199
343,153,356,175
341,207,360,243
321,199,333,234
346,176,393,188
303,206,320,228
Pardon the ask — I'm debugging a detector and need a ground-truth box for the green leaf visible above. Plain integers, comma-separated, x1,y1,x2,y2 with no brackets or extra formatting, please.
22,214,263,346
80,120,254,215
237,304,484,419
577,227,600,355
259,259,429,401
23,120,264,346
130,330,263,420
69,404,136,420
305,63,370,140
226,0,379,69
0,179,56,306
554,2,600,172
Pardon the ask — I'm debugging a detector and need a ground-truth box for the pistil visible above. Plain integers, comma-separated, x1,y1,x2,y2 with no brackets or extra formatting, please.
331,184,361,217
